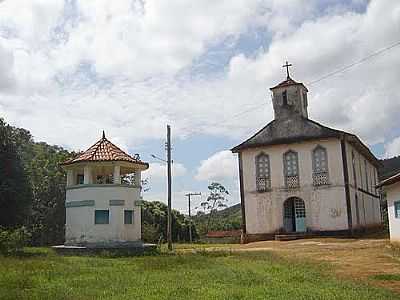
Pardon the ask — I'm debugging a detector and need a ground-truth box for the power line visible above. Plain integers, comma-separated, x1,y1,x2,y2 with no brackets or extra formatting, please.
308,39,400,85
177,39,400,135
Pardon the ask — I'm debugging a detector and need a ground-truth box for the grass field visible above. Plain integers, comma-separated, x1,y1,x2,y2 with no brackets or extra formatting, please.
1,247,399,300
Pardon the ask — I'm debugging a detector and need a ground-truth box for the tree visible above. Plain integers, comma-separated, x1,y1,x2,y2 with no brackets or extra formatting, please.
26,142,73,245
0,118,32,227
200,182,229,232
141,200,198,243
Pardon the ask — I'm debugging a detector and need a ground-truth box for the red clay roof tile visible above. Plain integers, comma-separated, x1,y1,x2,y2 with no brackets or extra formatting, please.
62,132,148,166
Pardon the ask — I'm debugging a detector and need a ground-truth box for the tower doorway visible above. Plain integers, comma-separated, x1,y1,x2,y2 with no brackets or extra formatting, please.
283,197,306,233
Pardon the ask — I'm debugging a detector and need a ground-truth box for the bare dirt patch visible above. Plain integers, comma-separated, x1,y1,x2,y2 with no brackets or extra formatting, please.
238,237,400,294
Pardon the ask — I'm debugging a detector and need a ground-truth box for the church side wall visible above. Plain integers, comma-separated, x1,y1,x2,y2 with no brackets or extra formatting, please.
345,142,381,229
241,138,349,235
65,186,141,245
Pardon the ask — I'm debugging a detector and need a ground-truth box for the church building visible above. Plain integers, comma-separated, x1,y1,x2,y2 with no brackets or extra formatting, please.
231,63,381,241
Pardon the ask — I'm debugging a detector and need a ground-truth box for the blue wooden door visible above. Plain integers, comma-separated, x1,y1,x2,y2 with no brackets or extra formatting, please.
294,199,306,233
283,201,294,232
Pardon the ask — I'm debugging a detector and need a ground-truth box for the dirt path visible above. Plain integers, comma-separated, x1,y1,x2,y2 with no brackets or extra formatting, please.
238,238,400,293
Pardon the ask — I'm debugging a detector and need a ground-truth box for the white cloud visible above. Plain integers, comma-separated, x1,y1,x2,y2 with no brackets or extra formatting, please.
385,137,400,158
0,0,399,158
196,150,237,181
143,162,187,180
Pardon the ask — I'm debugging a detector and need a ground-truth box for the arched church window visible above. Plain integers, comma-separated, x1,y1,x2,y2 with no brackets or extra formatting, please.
284,150,299,188
256,153,271,192
302,91,308,111
312,146,329,186
282,90,288,106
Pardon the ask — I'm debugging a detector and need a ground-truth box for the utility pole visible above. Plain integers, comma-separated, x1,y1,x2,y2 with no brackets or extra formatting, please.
185,192,201,243
166,125,173,251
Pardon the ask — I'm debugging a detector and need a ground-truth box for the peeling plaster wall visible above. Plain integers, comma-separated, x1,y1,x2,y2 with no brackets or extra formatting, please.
241,138,350,234
386,182,400,242
65,186,141,245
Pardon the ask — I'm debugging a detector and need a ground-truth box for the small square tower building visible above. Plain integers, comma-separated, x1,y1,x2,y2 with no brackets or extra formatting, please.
61,131,149,247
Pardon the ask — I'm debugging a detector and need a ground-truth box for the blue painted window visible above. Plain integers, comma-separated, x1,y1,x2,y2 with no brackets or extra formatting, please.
395,201,400,219
95,210,109,224
124,210,133,224
77,174,84,185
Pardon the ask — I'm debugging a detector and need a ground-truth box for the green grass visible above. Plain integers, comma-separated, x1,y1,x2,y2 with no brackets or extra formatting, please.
0,248,398,300
371,274,400,281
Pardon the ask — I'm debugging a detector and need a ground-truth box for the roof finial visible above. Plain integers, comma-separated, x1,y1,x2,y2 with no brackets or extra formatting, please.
282,61,293,79
102,130,105,139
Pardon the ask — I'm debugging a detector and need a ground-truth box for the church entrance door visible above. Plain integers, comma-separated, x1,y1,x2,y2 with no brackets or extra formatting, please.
283,197,306,233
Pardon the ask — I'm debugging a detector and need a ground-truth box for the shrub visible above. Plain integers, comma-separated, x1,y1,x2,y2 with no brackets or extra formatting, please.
0,227,31,255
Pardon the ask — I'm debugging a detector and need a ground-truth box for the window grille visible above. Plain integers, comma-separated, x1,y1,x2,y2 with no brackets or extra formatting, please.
295,199,306,218
256,153,271,192
312,146,329,186
313,172,329,186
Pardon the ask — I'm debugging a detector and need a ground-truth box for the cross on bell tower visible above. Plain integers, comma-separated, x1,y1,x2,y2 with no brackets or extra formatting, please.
282,61,292,79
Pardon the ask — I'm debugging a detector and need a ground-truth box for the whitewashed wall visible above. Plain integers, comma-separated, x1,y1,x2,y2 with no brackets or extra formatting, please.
65,185,141,245
241,138,349,234
386,183,400,242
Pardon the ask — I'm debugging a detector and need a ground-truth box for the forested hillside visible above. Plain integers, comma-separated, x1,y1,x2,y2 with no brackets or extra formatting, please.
193,203,242,235
0,118,75,245
379,156,400,180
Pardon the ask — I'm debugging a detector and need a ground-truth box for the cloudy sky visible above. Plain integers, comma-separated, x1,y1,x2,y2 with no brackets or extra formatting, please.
1,0,399,212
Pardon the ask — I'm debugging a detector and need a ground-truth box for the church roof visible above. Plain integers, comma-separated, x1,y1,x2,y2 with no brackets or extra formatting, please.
61,131,148,167
231,116,380,167
270,76,308,91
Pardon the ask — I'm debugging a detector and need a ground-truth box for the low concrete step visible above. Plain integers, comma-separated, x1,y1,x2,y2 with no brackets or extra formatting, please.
274,233,312,241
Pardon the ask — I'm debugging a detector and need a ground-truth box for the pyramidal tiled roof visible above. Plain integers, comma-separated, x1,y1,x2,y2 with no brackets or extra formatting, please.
62,131,148,166
270,76,307,91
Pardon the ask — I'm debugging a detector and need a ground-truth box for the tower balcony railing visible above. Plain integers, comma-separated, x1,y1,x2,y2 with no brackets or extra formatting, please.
66,182,141,190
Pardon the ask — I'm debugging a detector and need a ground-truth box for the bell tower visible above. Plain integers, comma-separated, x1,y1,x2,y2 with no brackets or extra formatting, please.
270,62,309,120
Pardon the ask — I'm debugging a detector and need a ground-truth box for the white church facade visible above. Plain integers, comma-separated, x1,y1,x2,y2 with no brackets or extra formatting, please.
232,66,381,242
61,132,148,247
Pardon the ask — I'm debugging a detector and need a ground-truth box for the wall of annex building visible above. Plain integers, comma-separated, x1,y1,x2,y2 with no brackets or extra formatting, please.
241,138,349,234
386,183,400,242
65,186,141,245
344,141,381,229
